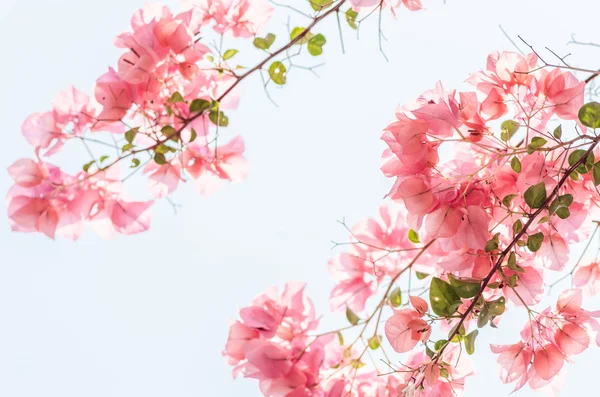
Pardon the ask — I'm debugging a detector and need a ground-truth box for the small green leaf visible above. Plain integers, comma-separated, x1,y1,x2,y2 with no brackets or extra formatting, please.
290,27,313,44
389,287,402,308
310,0,332,11
448,274,481,299
429,277,462,317
464,330,479,355
350,359,365,369
502,194,517,207
222,49,238,60
161,125,177,139
416,272,429,280
426,346,435,358
524,182,547,209
168,92,184,103
209,110,229,127
485,238,499,253
82,160,95,173
99,155,109,163
189,128,198,143
253,33,276,50
346,307,359,325
307,34,326,56
511,157,521,173
130,158,140,168
529,137,547,149
568,149,594,174
578,101,600,129
570,171,580,181
125,127,139,144
346,8,358,29
487,297,506,316
337,331,344,345
122,143,134,153
434,339,448,351
477,303,490,328
368,336,380,350
268,61,287,85
593,162,600,186
189,98,211,114
408,229,420,243
553,125,562,139
555,207,570,219
500,120,520,141
154,153,167,165
527,232,544,252
512,219,523,234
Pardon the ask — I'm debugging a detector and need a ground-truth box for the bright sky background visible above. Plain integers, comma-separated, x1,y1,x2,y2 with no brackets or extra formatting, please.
1,0,600,396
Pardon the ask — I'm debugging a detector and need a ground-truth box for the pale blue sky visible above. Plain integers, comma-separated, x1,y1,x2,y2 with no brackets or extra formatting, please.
1,0,600,396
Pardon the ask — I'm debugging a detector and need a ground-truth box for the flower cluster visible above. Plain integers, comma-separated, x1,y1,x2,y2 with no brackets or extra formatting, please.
227,51,600,396
7,1,274,239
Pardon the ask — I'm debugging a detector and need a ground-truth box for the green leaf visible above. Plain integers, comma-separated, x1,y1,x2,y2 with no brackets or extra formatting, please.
507,251,525,273
350,359,365,369
527,232,544,252
99,155,109,163
464,330,479,355
189,128,198,143
346,8,358,29
593,162,600,186
125,127,139,144
508,274,519,288
485,239,498,252
408,229,420,243
290,27,313,44
426,346,435,358
487,297,506,316
153,153,167,165
524,182,546,209
130,158,140,168
502,194,517,207
578,101,600,129
570,171,580,181
556,207,570,219
189,98,211,114
368,336,380,350
209,110,229,127
155,144,171,155
346,307,359,325
529,137,547,149
568,149,594,174
434,339,447,351
307,34,326,56
253,33,276,50
168,92,184,103
122,143,134,153
389,287,402,308
511,157,521,173
161,125,177,140
513,219,523,234
477,303,490,328
500,120,520,141
448,274,481,299
416,272,429,280
337,331,344,345
553,125,562,139
82,160,95,173
310,0,332,11
222,49,238,60
268,61,287,85
429,277,462,317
